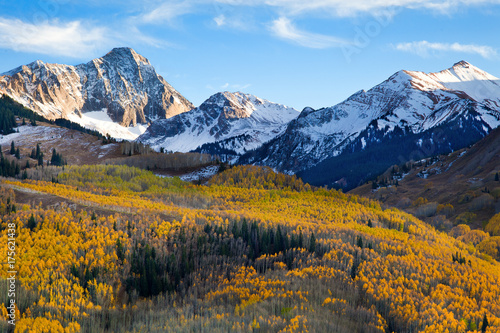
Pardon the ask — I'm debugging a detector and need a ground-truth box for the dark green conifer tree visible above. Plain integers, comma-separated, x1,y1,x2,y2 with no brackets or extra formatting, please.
482,314,489,333
309,232,316,253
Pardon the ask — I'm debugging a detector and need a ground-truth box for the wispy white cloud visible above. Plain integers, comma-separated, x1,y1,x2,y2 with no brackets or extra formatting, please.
221,82,251,90
270,17,349,49
395,41,498,59
3,1,497,59
212,13,253,31
57,0,500,17
123,0,500,52
0,16,175,59
139,1,253,30
124,25,176,49
0,17,111,58
214,14,226,26
205,82,251,91
216,0,500,16
139,1,194,24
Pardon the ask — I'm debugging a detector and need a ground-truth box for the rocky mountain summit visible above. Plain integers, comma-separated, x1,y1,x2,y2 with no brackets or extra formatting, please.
137,91,299,155
0,47,193,139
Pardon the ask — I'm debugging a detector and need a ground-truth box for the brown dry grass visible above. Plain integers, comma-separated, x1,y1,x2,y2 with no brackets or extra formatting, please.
1,122,123,166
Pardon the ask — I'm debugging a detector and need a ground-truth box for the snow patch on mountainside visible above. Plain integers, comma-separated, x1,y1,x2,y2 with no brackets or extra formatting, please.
156,165,220,183
178,165,220,182
67,109,147,141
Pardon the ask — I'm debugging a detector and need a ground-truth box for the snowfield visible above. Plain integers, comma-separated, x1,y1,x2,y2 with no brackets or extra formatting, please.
67,109,148,141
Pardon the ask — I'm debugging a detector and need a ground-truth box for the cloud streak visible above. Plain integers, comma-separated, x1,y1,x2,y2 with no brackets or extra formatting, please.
270,17,349,49
216,0,500,16
0,16,175,59
395,41,498,59
117,1,500,53
140,1,194,24
221,82,251,90
0,17,110,58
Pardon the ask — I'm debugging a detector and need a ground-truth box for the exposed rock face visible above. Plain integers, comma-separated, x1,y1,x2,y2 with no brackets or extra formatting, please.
137,91,299,154
0,47,194,127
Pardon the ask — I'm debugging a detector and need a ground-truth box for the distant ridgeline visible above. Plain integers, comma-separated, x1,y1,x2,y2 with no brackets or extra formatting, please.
0,95,113,140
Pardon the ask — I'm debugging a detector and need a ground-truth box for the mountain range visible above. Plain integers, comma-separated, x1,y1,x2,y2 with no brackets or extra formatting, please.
240,61,500,189
1,48,499,189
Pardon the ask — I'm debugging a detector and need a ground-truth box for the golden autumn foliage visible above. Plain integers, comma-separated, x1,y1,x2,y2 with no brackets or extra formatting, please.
208,165,311,192
458,230,490,246
486,213,500,236
0,164,499,332
477,237,500,261
450,224,472,238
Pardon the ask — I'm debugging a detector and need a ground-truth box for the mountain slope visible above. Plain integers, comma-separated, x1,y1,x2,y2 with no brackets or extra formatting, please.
137,91,299,154
349,125,500,230
241,61,500,188
0,47,194,140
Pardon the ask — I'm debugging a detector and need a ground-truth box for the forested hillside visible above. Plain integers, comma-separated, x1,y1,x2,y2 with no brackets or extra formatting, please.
0,165,499,332
349,126,500,264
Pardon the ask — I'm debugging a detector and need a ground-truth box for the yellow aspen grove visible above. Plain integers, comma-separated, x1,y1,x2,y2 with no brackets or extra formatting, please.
0,165,499,332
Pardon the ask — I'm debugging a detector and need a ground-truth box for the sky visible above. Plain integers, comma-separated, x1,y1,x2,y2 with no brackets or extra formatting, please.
0,0,499,110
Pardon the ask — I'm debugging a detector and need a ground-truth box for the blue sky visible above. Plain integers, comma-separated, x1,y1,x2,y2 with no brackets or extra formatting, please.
0,0,499,110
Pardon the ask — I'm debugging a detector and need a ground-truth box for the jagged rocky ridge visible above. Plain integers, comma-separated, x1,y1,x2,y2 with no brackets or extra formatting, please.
137,91,299,156
0,47,193,139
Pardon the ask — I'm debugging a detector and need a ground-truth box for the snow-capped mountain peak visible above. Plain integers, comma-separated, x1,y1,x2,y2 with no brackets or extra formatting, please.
427,61,500,109
103,47,151,66
201,92,257,119
449,60,496,80
240,60,500,187
201,91,297,121
0,47,194,140
137,91,299,155
430,60,499,86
